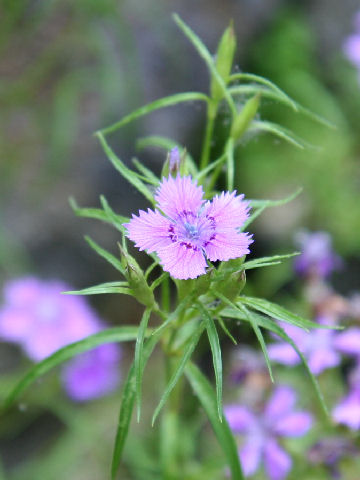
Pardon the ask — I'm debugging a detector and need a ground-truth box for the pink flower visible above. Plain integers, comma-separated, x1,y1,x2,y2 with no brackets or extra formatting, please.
333,362,360,430
0,277,100,361
62,343,121,402
125,175,253,280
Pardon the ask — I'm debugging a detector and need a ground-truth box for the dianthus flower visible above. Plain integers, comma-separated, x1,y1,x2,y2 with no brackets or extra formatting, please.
125,175,253,280
343,11,360,80
268,316,360,375
0,277,122,401
0,277,101,361
333,362,360,430
62,343,121,402
225,386,312,480
294,231,341,278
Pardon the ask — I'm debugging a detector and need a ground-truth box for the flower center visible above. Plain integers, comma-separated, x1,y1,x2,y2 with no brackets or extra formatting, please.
184,222,200,240
166,210,217,251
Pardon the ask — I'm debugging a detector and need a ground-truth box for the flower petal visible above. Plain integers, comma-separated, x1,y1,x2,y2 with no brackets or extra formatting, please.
333,390,360,430
239,439,263,476
274,411,313,437
0,309,33,342
61,343,121,402
204,191,250,229
125,208,172,253
264,439,292,480
265,386,296,420
334,328,360,356
157,243,207,280
308,347,340,375
268,343,299,366
155,175,204,219
224,405,256,433
204,231,253,262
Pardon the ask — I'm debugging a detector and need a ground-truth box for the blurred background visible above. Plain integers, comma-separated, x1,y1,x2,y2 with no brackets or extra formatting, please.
1,0,360,478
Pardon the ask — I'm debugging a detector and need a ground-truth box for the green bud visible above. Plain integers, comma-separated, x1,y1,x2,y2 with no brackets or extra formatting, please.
176,269,214,300
119,245,156,308
230,94,261,141
215,257,246,301
216,269,246,302
210,21,236,101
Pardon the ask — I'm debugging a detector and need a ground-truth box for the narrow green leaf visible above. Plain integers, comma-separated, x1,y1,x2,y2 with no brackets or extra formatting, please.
111,364,136,480
232,300,274,382
196,302,223,419
69,197,129,231
221,307,329,417
249,188,303,209
145,260,159,280
216,317,237,345
249,120,308,149
185,362,245,480
195,152,226,181
229,73,298,110
238,296,340,331
151,322,205,426
135,308,152,422
212,290,274,382
99,195,128,234
85,235,125,275
98,92,209,136
241,252,300,271
3,327,142,410
173,14,237,118
242,187,303,230
64,282,132,296
229,84,335,128
132,158,160,184
96,132,155,204
150,272,169,291
151,294,196,337
111,330,162,479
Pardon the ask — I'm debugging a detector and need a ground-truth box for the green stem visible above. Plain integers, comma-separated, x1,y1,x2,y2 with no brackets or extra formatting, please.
200,100,218,170
207,137,233,192
161,277,170,313
160,340,184,479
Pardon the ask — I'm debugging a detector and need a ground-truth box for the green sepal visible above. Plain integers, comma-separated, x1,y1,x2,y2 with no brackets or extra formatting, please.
119,245,157,308
213,257,246,301
175,269,214,301
161,147,189,178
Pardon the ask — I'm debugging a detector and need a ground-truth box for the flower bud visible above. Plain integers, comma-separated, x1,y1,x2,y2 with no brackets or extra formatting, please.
161,147,188,178
215,257,246,301
230,94,260,141
119,245,156,308
210,21,236,101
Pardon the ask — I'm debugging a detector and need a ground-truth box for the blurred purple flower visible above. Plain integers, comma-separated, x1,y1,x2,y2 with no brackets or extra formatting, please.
0,276,122,401
61,343,121,402
225,386,312,480
0,277,102,361
308,437,357,479
268,318,360,375
343,34,360,67
230,346,266,383
125,175,252,279
333,363,360,430
294,231,341,278
343,10,360,82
